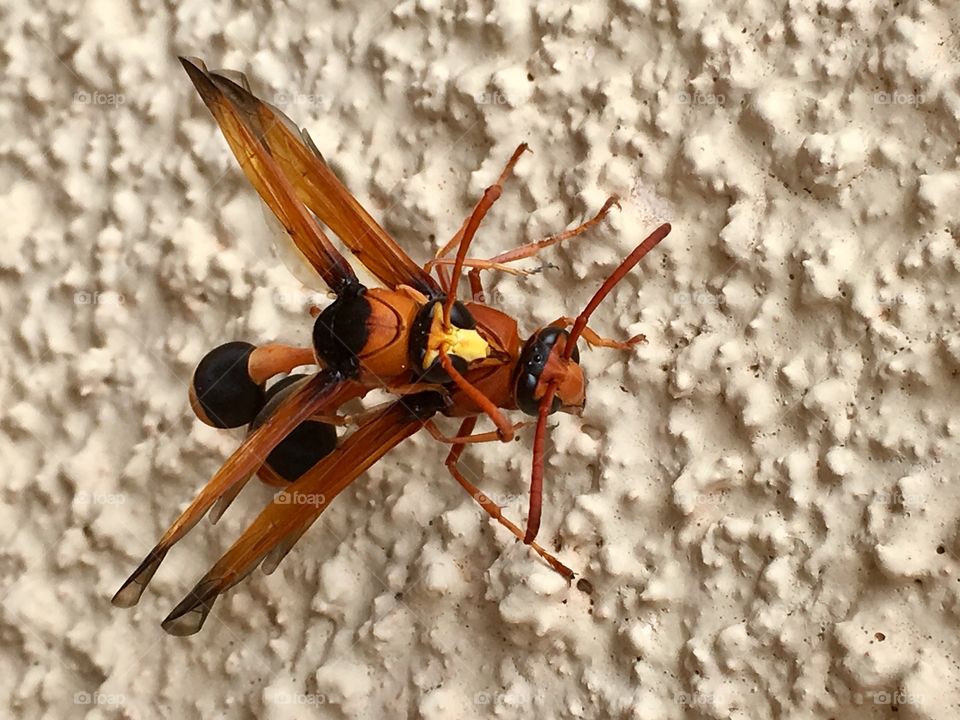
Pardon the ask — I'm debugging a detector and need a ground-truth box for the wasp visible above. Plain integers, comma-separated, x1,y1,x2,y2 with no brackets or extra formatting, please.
112,57,670,634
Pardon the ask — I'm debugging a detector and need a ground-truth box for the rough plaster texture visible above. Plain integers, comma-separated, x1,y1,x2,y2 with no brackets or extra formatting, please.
2,0,960,718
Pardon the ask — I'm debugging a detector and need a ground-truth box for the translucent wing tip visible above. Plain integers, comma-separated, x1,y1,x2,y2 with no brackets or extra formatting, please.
162,579,220,636
178,55,207,80
210,68,252,92
260,533,300,576
111,548,167,608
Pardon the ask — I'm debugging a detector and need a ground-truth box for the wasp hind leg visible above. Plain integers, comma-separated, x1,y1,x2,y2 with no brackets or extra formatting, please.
428,143,530,292
431,196,621,303
436,418,575,580
190,342,316,428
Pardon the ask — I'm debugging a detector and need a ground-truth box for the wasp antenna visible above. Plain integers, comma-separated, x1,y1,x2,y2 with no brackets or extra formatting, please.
563,223,671,359
523,383,558,544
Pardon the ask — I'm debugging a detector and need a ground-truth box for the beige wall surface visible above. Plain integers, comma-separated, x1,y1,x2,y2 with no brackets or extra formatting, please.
2,1,959,718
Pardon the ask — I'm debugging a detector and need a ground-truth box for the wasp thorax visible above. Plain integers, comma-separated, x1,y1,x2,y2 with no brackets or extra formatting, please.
409,299,488,382
311,285,370,374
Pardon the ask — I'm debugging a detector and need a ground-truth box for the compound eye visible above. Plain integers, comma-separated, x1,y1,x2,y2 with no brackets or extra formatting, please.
190,342,266,428
249,375,338,483
514,328,566,417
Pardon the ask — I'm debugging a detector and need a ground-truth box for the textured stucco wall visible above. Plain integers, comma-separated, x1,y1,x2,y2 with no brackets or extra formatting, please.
3,1,960,718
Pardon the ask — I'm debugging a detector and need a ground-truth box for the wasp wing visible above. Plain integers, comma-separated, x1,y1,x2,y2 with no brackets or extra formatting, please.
186,58,439,295
161,393,444,635
112,372,365,608
179,56,358,294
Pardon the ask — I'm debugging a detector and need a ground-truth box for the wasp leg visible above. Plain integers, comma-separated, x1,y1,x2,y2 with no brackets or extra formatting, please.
431,196,621,303
549,316,646,350
428,143,530,292
423,419,530,444
438,418,574,580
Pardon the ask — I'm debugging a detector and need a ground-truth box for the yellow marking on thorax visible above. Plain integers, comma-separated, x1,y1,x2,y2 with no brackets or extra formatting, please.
422,304,489,369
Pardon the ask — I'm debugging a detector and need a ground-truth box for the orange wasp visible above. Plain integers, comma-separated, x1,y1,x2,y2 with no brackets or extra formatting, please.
112,57,670,634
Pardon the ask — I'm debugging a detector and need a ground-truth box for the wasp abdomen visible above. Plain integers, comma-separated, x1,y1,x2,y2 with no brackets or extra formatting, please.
250,374,338,484
190,341,266,428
